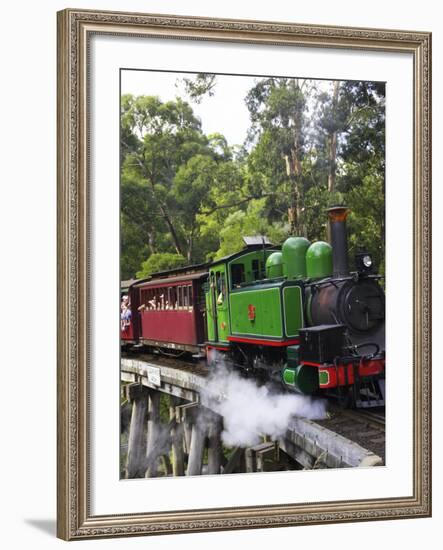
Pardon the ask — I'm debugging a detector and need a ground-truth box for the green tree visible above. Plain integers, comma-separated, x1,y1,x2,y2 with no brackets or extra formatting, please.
179,73,217,104
214,199,286,260
121,94,247,275
306,80,385,259
335,82,386,271
246,78,313,234
136,252,187,278
121,94,207,257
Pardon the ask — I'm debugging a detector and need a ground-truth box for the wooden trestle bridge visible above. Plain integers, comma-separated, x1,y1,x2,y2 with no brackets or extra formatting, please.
121,355,383,478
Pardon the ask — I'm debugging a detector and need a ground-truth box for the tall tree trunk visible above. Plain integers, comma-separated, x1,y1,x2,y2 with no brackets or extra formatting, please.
134,155,184,256
284,144,303,235
284,154,297,233
187,236,193,263
157,202,183,256
147,231,156,255
327,81,340,194
285,80,305,236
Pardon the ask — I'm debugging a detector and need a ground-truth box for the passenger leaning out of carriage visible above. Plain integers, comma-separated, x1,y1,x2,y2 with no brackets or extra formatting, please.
120,295,131,331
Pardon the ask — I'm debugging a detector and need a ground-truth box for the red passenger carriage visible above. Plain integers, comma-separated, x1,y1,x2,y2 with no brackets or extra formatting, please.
126,271,208,353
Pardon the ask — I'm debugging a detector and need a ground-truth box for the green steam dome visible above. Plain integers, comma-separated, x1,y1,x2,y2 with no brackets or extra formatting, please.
306,241,333,279
282,237,311,279
265,252,283,278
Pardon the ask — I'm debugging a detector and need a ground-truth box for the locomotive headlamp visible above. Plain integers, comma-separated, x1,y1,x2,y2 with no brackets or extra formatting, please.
363,255,372,268
355,252,374,273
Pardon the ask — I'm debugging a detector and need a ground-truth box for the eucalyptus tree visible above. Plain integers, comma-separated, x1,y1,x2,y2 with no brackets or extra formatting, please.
307,80,386,269
245,77,316,235
121,94,246,274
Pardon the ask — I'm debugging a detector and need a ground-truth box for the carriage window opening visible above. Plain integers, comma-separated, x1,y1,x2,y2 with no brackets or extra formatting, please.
162,288,167,309
184,286,189,309
231,263,245,288
188,285,194,310
153,289,159,309
149,289,156,309
167,287,174,309
147,290,152,309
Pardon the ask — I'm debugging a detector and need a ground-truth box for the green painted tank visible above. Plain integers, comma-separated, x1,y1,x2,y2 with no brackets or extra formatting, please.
265,252,284,278
306,241,333,279
282,237,311,279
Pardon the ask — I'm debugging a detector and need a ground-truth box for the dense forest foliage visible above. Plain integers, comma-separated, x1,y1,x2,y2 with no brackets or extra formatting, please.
120,76,385,280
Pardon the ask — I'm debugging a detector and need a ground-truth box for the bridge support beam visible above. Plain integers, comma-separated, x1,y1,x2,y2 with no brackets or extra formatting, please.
186,411,206,476
125,383,149,478
183,409,192,456
207,412,223,475
145,390,161,478
170,396,185,476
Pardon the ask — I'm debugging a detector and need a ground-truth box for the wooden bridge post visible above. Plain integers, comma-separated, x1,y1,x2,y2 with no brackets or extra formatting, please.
125,383,149,478
170,396,185,476
145,390,161,478
186,409,206,476
183,408,193,455
207,412,223,475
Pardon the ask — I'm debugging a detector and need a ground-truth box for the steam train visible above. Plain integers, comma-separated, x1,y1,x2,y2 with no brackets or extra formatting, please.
121,206,385,408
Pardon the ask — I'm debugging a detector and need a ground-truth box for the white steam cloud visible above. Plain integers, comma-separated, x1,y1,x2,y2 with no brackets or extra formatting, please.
201,356,327,447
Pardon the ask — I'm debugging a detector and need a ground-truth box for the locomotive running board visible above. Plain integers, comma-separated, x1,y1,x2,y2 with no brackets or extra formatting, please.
228,335,300,347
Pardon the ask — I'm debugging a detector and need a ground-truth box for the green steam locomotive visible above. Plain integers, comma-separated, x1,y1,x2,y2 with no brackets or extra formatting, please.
204,206,385,408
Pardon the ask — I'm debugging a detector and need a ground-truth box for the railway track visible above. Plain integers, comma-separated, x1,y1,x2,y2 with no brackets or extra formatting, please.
348,408,385,428
317,405,385,463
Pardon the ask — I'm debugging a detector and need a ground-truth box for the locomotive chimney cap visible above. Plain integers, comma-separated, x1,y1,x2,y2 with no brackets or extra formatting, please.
327,205,350,223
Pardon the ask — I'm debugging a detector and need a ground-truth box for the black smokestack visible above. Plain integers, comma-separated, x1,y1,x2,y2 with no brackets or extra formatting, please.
327,206,350,277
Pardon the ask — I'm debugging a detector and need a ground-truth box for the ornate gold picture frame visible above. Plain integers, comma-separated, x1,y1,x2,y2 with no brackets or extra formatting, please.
57,8,431,540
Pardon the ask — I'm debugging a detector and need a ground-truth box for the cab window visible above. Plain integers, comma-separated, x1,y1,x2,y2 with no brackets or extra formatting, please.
231,263,245,288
